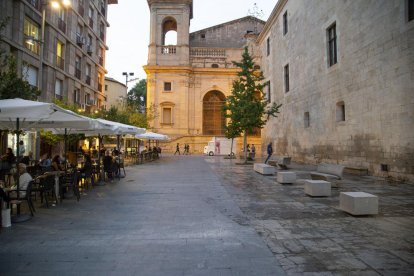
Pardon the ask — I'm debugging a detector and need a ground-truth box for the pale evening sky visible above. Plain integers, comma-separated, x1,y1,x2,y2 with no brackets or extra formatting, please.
105,0,277,89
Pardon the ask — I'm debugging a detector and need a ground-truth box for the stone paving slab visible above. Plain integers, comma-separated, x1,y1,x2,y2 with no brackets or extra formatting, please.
207,156,414,275
0,155,285,275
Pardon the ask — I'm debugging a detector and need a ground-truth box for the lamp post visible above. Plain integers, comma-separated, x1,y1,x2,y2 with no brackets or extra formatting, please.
122,72,134,87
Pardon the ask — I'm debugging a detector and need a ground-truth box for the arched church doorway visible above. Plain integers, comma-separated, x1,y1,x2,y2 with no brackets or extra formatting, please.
203,90,226,135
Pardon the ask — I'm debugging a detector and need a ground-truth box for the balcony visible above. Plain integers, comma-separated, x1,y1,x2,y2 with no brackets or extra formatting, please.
85,76,91,85
24,40,40,55
190,48,226,57
75,68,81,79
99,56,104,66
56,56,65,70
160,46,176,55
89,18,94,29
58,18,66,33
78,5,84,17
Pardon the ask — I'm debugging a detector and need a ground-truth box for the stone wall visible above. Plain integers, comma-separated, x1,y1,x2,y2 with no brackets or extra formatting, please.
259,0,414,182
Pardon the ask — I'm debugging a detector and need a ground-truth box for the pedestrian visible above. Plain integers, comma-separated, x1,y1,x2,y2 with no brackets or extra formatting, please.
174,143,180,155
19,140,25,156
251,144,256,160
264,142,273,164
186,144,190,155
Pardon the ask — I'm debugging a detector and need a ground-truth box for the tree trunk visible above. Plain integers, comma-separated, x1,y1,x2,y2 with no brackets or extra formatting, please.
230,138,234,156
243,129,248,164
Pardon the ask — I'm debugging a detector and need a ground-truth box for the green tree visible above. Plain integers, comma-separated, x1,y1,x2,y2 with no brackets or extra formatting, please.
127,79,146,111
223,47,282,162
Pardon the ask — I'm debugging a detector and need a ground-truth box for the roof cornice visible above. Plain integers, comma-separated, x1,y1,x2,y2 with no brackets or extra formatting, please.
257,0,288,44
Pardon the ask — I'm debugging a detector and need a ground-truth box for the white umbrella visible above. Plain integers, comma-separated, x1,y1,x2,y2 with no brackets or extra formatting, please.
136,131,169,141
95,118,145,135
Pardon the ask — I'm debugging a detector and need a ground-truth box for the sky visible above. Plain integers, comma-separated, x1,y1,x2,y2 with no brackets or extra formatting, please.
105,0,278,89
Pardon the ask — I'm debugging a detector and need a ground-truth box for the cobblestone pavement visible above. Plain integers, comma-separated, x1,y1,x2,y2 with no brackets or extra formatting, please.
206,156,414,275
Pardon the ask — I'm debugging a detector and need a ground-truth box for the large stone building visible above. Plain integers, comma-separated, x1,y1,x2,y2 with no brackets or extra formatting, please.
104,76,127,109
144,0,264,152
0,0,118,112
258,0,414,181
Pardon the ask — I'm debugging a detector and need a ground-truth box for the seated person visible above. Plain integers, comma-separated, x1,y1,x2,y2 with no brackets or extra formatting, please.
51,155,64,171
5,163,33,199
20,151,34,165
103,151,113,179
1,147,15,169
39,154,52,170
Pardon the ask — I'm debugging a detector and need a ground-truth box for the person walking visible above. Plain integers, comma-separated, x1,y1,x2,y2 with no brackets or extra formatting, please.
264,142,273,164
251,144,256,160
174,143,181,155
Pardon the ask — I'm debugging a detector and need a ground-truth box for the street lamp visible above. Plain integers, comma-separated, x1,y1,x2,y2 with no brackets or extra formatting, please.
122,72,134,86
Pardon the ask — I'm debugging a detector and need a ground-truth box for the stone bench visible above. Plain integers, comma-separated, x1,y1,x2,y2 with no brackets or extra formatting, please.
254,163,276,175
268,156,291,169
344,166,368,176
276,172,296,184
340,192,378,215
310,163,345,183
304,180,331,197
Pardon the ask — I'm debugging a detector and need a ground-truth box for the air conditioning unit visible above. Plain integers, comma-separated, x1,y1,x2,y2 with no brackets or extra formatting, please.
76,35,85,45
87,45,93,53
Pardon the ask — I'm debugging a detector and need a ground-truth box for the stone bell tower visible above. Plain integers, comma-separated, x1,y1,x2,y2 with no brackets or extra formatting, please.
147,0,193,66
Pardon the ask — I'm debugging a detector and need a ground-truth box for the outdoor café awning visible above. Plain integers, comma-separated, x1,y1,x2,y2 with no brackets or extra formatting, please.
135,132,169,141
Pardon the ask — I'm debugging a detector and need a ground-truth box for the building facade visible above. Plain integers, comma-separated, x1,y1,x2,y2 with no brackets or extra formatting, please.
145,0,264,141
105,76,127,109
0,0,118,111
258,0,414,181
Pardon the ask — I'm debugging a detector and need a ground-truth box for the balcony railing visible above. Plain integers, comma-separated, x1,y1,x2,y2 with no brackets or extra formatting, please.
99,56,104,66
24,40,40,55
58,18,66,33
85,76,91,85
56,56,64,70
75,68,81,79
190,48,226,57
160,45,176,55
78,5,84,17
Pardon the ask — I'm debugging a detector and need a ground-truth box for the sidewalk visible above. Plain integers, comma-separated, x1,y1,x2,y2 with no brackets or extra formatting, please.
208,156,414,275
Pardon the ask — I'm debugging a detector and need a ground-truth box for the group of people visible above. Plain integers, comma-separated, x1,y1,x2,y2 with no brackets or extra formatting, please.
0,162,33,204
174,143,190,155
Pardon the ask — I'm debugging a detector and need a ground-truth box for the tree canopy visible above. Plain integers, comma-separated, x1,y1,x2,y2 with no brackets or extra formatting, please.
127,79,147,112
223,46,282,161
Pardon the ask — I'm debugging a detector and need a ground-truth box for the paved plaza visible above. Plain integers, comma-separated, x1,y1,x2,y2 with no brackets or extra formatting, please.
1,155,414,275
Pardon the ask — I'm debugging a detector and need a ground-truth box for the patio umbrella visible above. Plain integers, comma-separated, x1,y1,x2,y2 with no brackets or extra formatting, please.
135,131,169,141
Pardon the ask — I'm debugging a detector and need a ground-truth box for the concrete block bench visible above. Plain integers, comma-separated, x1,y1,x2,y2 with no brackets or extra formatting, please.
304,180,331,197
277,172,296,184
310,163,345,187
340,192,378,215
267,156,291,169
254,163,276,175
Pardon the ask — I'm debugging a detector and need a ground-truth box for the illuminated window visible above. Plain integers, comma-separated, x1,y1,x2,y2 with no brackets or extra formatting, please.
56,40,65,70
23,17,40,55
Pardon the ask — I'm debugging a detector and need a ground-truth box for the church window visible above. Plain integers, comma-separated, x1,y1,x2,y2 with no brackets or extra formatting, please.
265,81,271,103
211,64,219,68
336,101,345,122
284,64,289,93
304,112,310,128
409,0,414,21
162,107,172,124
203,91,226,135
283,11,288,35
327,23,337,67
164,82,172,91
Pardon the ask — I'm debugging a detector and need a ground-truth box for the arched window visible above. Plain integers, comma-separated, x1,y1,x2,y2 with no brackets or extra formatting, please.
203,91,226,135
211,64,219,68
162,17,177,45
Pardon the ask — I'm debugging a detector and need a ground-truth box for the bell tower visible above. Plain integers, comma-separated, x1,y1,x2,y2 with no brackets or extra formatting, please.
147,0,193,66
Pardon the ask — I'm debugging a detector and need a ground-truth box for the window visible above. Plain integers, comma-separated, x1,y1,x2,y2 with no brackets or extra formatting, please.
98,72,103,92
284,64,289,93
88,6,94,28
56,40,65,70
265,81,271,103
75,55,81,79
22,65,38,87
162,17,177,45
266,37,270,56
327,23,337,67
283,11,288,35
409,0,414,21
74,89,80,104
211,64,219,68
55,79,63,99
99,22,105,41
99,47,104,66
23,17,40,55
162,107,172,124
304,112,310,128
164,82,172,91
105,85,108,91
86,63,91,85
201,33,205,39
58,8,66,32
336,101,345,122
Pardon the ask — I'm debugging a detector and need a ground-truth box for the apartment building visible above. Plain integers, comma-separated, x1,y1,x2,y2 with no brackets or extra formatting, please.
0,0,118,111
